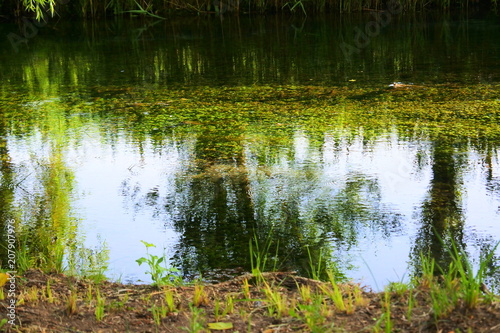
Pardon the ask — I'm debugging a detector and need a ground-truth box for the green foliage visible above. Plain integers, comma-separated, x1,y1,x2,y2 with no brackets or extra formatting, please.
306,246,323,281
207,322,233,330
291,298,329,332
418,238,500,320
319,271,347,312
22,0,55,20
95,289,106,321
164,288,178,313
249,233,280,279
447,241,499,308
406,289,415,320
150,300,168,326
262,281,289,318
14,243,35,274
372,291,393,332
45,279,54,303
136,241,183,286
13,153,77,274
385,282,410,297
121,0,166,19
67,237,109,283
11,0,500,18
282,0,307,15
182,304,205,333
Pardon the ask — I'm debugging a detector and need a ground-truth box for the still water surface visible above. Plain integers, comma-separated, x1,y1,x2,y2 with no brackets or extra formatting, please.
1,14,500,290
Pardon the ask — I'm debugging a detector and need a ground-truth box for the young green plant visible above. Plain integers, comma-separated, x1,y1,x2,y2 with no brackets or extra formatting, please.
95,289,106,321
136,240,182,286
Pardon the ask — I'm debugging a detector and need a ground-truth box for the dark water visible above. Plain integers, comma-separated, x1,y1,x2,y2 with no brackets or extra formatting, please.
1,14,500,289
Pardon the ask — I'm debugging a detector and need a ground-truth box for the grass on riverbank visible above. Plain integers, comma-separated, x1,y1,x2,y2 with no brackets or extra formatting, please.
2,241,500,332
1,267,500,332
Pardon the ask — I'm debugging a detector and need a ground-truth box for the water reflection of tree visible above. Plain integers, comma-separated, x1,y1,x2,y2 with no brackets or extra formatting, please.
169,125,258,278
466,142,500,292
0,99,93,274
411,138,466,275
244,132,403,278
164,125,335,280
2,16,499,96
482,143,500,197
139,127,403,280
0,114,15,267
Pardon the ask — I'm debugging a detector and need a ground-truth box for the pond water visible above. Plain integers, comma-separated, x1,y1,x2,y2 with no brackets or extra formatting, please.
1,13,500,290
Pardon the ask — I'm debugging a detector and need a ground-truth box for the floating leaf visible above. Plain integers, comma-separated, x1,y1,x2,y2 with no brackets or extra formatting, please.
208,322,233,330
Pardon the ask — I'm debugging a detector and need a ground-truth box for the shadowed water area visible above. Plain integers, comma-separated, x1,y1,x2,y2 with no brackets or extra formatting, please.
1,13,500,290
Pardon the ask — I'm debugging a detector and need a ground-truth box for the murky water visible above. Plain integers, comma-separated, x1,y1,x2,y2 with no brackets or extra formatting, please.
1,14,500,290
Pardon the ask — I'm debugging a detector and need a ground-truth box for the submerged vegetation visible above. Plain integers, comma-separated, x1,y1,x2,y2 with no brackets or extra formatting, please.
1,0,499,19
